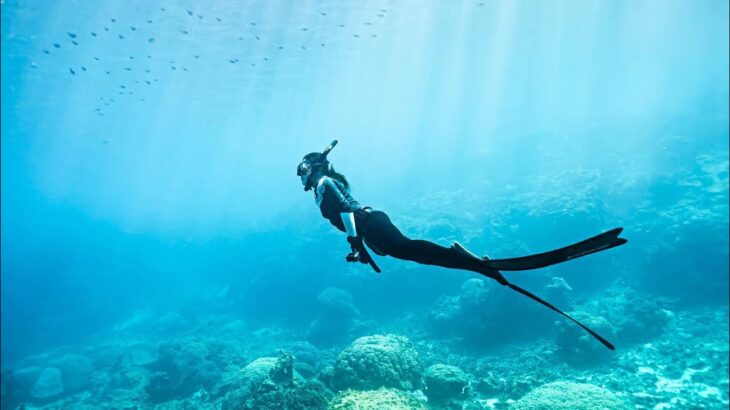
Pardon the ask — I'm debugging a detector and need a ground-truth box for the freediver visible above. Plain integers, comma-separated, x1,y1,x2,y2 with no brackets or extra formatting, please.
297,140,627,349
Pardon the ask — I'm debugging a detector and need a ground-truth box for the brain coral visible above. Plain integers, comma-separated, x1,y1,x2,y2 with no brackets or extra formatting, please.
332,334,422,391
510,381,632,410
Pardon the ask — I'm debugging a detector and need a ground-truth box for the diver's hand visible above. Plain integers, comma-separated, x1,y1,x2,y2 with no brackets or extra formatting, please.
346,236,367,264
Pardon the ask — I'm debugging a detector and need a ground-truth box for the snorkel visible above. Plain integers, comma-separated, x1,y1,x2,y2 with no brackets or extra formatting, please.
297,139,339,191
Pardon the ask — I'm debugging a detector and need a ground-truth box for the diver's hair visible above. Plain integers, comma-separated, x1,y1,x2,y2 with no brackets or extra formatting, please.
327,166,350,191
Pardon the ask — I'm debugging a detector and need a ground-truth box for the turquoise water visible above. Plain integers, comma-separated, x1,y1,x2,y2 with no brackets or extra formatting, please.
1,0,728,408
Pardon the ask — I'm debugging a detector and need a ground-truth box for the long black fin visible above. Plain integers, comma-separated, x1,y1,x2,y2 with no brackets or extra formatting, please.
484,228,627,271
506,282,615,350
454,242,616,350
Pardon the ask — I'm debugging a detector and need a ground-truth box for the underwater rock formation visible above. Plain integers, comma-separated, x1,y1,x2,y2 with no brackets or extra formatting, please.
332,334,422,391
423,364,470,405
31,367,64,399
511,381,632,410
223,351,330,409
308,287,363,346
429,278,556,347
329,388,428,410
584,288,672,345
554,311,616,366
145,339,224,403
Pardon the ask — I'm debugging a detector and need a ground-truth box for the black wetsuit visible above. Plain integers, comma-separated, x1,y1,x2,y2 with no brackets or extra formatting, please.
314,175,475,270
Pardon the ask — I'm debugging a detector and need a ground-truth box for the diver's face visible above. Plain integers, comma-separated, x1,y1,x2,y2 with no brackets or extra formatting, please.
297,161,312,187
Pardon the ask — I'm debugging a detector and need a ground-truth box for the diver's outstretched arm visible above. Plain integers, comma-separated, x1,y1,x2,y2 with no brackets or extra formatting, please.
484,228,627,271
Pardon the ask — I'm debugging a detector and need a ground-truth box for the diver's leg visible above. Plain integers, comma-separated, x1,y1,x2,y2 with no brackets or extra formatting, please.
363,211,507,283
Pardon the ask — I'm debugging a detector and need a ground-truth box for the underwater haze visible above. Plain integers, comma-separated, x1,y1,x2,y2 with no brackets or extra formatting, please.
1,0,728,409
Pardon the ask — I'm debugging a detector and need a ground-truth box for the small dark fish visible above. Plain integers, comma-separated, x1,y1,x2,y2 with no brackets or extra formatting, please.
145,80,151,84
110,98,115,102
130,26,136,31
250,22,256,26
319,12,327,16
255,36,260,40
477,2,484,5
193,55,199,59
148,37,155,43
124,67,132,71
365,22,372,25
182,67,188,71
95,108,101,111
140,98,145,101
170,60,175,64
251,63,256,67
67,32,77,38
215,17,222,22
53,43,61,48
371,34,378,38
71,40,78,45
264,57,268,61
301,46,306,50
197,14,202,19
43,49,50,54
128,91,133,95
93,57,100,61
320,43,325,47
147,19,153,23
104,27,109,31
278,46,283,49
154,78,158,82
91,32,97,36
180,29,189,35
111,18,116,22
69,67,76,75
31,62,37,69
145,69,150,73
129,56,134,59
339,24,345,28
381,9,387,12
353,34,360,38
135,80,139,83
106,71,111,74
102,140,109,144
118,34,125,39
119,85,126,88
301,27,308,31
160,7,166,11
237,36,243,40
171,66,176,70
147,55,152,59
186,9,193,16
228,59,237,64
81,66,87,71
118,91,124,95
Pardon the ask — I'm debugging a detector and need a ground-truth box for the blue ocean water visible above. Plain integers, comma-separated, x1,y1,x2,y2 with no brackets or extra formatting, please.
1,0,728,409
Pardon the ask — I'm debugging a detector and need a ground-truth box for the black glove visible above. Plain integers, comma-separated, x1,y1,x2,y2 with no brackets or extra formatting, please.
346,236,367,264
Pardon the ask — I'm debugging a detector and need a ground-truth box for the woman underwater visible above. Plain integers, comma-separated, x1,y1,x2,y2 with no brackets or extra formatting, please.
297,140,627,349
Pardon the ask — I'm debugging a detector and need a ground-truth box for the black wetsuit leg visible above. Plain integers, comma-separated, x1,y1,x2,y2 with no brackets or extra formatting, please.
360,211,473,270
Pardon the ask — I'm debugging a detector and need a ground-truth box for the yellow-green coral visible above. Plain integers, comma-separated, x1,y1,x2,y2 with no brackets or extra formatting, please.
510,381,632,410
329,388,427,410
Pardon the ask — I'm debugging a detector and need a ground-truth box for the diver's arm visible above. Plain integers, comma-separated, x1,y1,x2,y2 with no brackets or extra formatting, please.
341,212,357,237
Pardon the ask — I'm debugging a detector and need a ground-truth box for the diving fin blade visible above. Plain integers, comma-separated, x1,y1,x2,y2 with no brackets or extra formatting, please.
484,228,627,271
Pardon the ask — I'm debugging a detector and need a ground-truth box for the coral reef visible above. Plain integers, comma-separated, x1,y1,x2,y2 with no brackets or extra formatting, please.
554,311,616,366
332,334,422,391
423,364,470,405
308,287,364,346
510,381,632,410
329,388,428,410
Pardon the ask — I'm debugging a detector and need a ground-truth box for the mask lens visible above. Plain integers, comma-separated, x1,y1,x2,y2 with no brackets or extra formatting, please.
297,161,311,176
